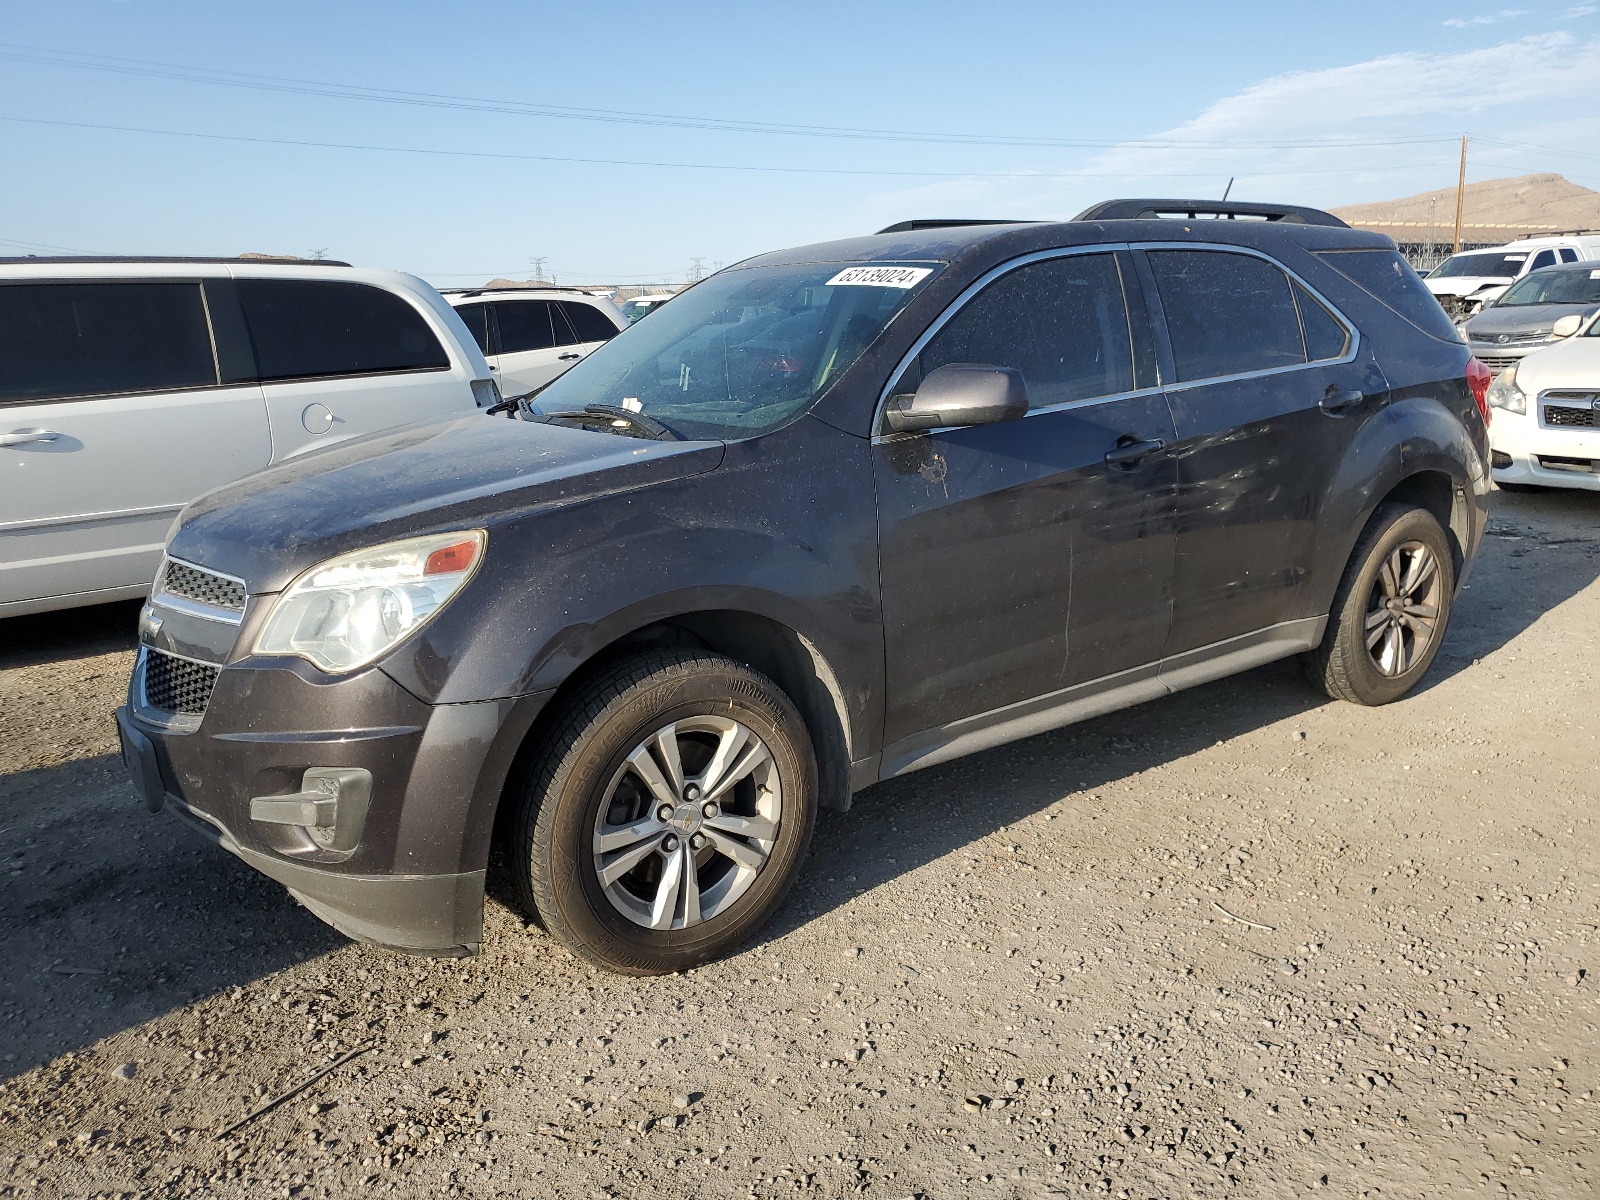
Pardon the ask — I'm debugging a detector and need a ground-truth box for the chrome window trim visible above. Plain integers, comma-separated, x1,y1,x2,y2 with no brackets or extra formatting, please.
1133,241,1361,392
870,241,1361,440
871,244,1141,439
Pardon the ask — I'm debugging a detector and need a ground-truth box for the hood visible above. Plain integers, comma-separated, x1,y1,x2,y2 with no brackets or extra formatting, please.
1465,302,1599,341
170,413,726,593
1425,277,1510,299
1504,332,1600,392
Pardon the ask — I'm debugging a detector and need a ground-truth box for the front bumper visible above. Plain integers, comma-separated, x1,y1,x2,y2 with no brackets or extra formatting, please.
116,658,549,956
1489,405,1600,492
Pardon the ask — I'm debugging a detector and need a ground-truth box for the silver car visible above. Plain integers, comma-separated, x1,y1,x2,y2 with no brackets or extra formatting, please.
1,258,497,617
1464,261,1600,374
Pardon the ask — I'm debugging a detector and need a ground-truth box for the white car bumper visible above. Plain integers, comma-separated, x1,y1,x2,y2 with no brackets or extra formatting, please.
1490,393,1600,490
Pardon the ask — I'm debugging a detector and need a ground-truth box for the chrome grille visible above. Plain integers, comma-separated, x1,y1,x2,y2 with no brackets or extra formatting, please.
142,648,220,716
1544,405,1596,428
159,560,246,612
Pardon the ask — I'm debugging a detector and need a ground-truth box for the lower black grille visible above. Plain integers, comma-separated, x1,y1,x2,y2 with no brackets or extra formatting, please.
1476,354,1521,372
143,648,220,716
1545,405,1596,428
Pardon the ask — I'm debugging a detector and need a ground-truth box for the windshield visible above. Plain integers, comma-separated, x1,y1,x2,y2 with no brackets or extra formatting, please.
528,261,941,439
620,299,659,323
1431,252,1526,279
1494,268,1600,307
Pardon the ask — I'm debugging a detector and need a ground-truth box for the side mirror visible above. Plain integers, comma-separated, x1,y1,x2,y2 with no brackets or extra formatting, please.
885,363,1029,433
1553,314,1584,338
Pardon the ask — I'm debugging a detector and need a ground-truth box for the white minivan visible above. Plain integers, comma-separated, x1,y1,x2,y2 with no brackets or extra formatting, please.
443,287,627,396
0,257,498,617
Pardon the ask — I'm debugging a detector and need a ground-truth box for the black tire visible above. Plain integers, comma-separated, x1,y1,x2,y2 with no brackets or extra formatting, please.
508,649,817,975
1301,503,1456,706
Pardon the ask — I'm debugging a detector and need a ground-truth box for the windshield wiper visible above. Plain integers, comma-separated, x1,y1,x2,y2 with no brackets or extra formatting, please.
538,403,682,441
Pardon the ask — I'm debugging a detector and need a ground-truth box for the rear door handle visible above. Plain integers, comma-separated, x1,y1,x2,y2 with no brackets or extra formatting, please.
1320,386,1364,414
0,429,59,447
557,352,582,361
1104,435,1166,467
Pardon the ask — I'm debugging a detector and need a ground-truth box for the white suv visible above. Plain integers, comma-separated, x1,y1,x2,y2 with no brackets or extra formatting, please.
443,287,627,395
0,257,497,617
1426,234,1600,321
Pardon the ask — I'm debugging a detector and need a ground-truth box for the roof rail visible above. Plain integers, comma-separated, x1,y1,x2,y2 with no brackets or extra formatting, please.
0,255,354,266
1073,199,1348,228
437,284,611,297
875,219,1039,234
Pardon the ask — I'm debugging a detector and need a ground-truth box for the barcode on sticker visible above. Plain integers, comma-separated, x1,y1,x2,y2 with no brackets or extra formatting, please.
825,266,933,288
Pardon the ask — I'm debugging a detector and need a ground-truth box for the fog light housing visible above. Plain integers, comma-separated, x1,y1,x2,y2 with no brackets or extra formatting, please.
1490,450,1512,469
250,767,372,851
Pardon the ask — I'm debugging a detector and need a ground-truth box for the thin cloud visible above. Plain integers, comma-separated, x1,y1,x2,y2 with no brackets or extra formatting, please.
1443,9,1528,26
1562,3,1598,16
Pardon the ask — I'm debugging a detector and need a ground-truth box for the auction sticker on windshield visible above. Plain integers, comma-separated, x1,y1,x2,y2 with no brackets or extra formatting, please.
826,266,934,288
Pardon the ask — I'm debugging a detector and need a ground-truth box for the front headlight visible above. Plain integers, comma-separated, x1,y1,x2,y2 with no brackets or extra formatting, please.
1485,365,1526,416
254,531,486,673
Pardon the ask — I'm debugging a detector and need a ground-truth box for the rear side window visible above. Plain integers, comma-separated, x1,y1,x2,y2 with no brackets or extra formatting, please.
912,252,1134,407
495,300,557,353
1528,249,1557,272
1314,249,1459,342
1293,281,1350,362
453,303,492,354
559,301,620,344
1146,250,1305,382
0,282,217,403
237,280,449,382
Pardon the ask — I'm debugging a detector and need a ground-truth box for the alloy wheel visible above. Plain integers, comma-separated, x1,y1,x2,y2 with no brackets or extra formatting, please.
591,715,782,930
1364,540,1442,677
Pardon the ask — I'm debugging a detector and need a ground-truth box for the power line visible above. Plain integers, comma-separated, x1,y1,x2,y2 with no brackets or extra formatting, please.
0,43,1466,153
0,113,1474,181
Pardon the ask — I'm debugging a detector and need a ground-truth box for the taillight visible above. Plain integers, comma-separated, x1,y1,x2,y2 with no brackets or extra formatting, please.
1466,357,1492,427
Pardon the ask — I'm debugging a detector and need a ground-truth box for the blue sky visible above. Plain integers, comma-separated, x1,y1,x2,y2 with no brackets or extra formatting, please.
3,1,1599,286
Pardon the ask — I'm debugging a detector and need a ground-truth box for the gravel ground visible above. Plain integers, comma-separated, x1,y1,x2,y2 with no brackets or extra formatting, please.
1,488,1597,1200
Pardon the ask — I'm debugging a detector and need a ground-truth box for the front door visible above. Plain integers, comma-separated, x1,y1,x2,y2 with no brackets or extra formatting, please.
0,278,270,606
874,250,1176,753
1136,247,1385,657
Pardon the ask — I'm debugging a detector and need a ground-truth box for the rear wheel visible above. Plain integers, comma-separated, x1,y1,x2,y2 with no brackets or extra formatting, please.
508,649,816,975
1301,504,1456,706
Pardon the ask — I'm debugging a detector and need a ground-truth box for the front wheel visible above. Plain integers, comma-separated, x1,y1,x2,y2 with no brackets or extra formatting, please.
508,650,817,975
1301,503,1456,705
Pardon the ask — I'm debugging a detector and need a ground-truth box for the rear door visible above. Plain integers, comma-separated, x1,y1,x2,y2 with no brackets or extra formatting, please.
238,278,475,459
491,299,570,393
0,277,270,607
555,299,623,368
873,249,1176,755
1135,245,1381,660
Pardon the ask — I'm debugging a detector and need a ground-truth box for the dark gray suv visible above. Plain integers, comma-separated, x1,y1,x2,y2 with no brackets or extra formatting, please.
117,200,1492,974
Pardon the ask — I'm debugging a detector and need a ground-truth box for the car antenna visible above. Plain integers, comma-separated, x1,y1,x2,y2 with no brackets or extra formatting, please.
1221,177,1234,202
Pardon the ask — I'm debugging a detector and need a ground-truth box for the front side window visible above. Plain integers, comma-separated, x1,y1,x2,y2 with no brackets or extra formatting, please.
0,281,217,404
237,280,449,382
560,300,620,344
530,261,941,439
495,300,557,354
1147,250,1305,382
904,252,1134,408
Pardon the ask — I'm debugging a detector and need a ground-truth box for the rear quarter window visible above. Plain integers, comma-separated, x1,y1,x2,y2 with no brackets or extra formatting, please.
0,281,218,403
237,279,450,382
1314,250,1459,343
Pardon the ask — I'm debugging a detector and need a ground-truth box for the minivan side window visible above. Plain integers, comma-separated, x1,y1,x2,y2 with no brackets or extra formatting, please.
559,301,620,344
453,303,493,354
237,280,449,382
911,252,1135,408
0,282,218,404
494,301,558,354
1146,250,1306,382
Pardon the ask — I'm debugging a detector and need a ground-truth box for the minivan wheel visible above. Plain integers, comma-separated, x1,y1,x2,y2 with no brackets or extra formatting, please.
1301,503,1456,706
509,650,817,975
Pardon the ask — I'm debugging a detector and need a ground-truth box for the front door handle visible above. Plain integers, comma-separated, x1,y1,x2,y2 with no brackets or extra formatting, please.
0,429,59,447
557,352,582,361
1320,385,1364,414
1104,434,1166,467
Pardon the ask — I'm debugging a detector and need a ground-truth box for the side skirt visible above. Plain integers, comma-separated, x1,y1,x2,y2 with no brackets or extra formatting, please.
874,616,1326,782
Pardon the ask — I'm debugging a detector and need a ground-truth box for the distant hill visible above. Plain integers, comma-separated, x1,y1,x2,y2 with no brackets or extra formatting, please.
1330,174,1600,238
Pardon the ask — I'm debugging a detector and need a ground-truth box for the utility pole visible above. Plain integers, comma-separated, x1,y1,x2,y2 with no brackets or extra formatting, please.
1452,135,1469,254
529,256,548,283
